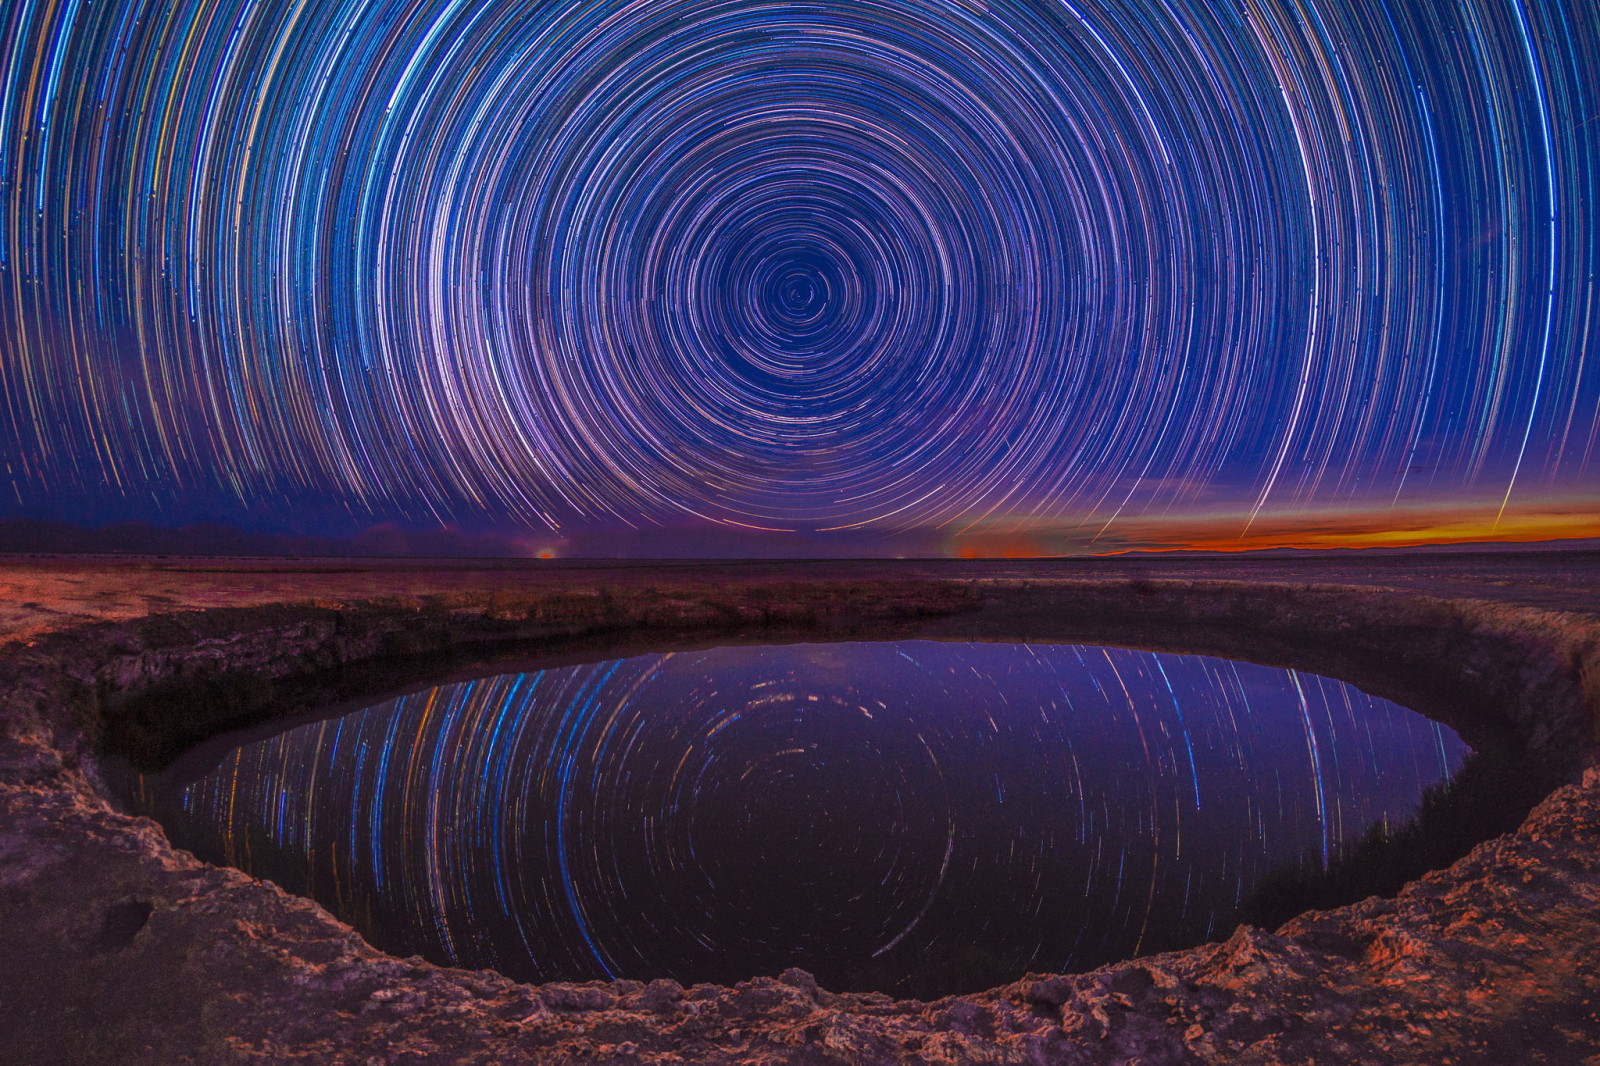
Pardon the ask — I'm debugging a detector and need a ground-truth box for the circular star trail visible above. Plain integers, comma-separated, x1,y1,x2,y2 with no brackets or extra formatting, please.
136,642,1467,993
2,0,1596,531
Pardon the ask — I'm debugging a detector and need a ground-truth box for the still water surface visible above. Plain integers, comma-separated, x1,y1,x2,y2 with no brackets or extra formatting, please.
134,641,1467,995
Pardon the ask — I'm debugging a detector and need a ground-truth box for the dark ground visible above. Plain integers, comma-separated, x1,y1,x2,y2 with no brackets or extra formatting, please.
1,552,1598,1064
1,548,1596,641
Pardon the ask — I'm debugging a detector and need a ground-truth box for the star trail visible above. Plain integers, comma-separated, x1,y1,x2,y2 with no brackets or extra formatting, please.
134,641,1467,993
1,0,1597,540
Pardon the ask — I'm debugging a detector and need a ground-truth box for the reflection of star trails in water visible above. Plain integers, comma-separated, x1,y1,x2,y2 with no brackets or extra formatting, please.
1290,670,1331,870
133,640,1469,996
874,826,954,958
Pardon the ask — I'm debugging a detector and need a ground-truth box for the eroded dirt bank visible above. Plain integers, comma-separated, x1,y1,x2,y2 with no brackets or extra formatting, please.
3,558,1600,1064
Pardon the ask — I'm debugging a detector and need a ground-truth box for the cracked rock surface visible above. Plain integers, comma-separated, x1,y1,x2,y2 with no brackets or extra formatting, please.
2,555,1599,1064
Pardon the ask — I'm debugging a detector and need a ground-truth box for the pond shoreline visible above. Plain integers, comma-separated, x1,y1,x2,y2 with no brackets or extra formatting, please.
3,556,1599,1064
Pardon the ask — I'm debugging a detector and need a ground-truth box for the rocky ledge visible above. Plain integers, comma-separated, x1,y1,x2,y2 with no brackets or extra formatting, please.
2,560,1599,1064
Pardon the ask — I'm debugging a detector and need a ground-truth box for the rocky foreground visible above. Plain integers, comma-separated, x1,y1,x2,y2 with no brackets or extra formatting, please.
2,555,1599,1064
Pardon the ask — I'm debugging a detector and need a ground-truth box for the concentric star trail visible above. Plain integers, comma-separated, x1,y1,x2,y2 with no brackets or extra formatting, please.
1,0,1595,536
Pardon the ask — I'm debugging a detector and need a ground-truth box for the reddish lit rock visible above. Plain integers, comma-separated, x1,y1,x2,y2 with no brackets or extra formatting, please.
2,556,1599,1064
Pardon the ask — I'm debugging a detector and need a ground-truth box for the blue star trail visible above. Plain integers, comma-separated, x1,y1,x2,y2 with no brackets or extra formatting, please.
1,0,1596,540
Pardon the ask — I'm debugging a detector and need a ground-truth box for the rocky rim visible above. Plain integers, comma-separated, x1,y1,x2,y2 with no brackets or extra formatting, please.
2,555,1599,1065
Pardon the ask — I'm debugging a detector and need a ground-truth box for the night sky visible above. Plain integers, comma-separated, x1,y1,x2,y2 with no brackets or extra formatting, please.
2,0,1597,554
135,642,1466,993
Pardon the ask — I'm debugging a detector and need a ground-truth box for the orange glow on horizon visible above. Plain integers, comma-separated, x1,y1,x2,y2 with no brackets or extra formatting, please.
944,500,1600,558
